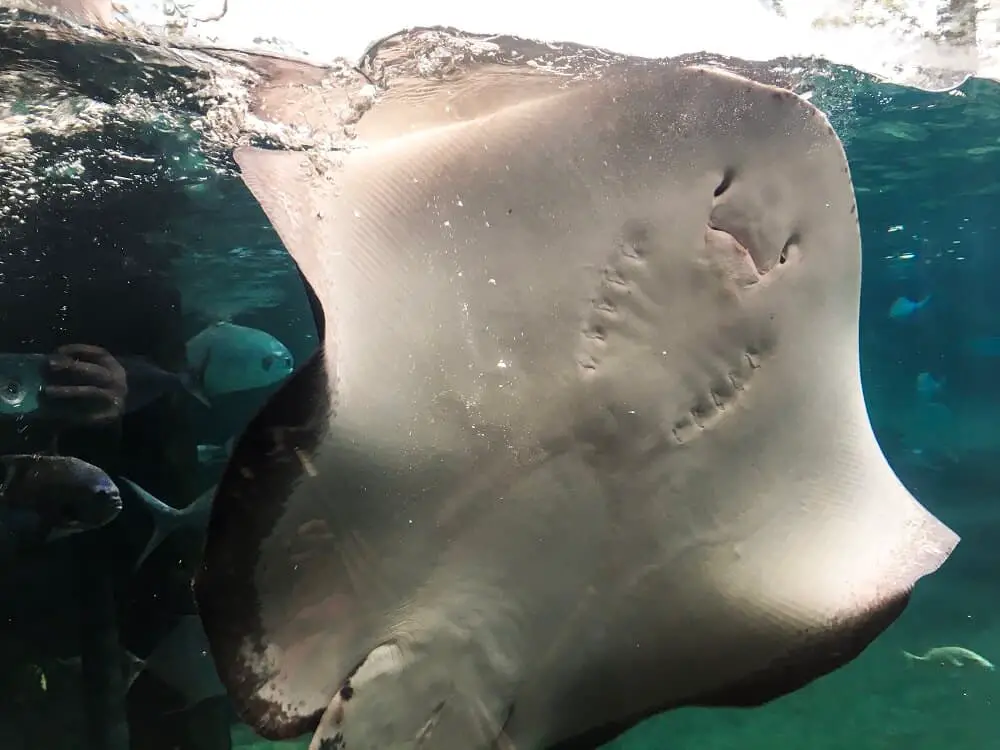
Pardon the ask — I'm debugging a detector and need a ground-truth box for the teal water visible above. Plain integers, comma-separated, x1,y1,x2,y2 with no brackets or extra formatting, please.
0,10,997,750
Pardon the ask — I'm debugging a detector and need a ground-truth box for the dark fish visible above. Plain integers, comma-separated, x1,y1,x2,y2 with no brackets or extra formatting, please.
0,454,121,561
194,48,957,750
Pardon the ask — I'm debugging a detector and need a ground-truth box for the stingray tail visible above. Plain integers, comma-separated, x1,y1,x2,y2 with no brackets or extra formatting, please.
121,478,214,571
902,650,921,665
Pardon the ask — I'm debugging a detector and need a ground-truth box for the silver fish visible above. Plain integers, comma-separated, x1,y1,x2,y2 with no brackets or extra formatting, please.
888,294,931,319
185,322,295,398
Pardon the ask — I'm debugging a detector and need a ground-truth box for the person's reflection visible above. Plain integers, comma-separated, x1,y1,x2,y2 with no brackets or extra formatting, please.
41,343,129,428
0,268,231,750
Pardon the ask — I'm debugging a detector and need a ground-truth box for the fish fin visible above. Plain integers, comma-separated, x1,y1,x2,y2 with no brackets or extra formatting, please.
123,650,146,691
183,347,214,407
143,614,227,711
546,590,923,750
120,478,185,571
184,487,216,536
179,369,212,408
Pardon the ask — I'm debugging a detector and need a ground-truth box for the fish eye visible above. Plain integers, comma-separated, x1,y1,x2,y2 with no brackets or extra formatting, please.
1,380,25,406
261,355,274,371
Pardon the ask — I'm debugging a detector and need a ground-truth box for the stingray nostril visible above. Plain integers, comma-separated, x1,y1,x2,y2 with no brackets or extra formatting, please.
714,168,735,198
779,234,799,265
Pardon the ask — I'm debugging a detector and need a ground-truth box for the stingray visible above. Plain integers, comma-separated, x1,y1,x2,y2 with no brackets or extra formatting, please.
194,62,959,750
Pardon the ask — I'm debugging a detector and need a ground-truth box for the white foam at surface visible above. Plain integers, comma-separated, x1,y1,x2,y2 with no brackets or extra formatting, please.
109,0,1000,90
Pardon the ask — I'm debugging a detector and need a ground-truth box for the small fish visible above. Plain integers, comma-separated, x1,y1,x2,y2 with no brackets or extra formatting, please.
0,454,121,543
914,371,944,400
0,353,209,417
903,646,995,670
196,438,235,465
121,478,214,570
888,295,931,319
185,322,295,398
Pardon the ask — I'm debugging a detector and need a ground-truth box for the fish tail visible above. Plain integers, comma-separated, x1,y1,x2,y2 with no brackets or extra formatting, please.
134,521,171,572
902,650,920,663
122,651,146,690
120,478,187,571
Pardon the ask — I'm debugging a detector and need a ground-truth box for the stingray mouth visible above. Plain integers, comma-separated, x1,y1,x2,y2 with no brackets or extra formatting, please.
705,169,795,280
707,222,795,280
704,225,762,286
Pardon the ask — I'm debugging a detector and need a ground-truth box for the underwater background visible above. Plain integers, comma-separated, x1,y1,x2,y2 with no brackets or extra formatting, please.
0,6,997,750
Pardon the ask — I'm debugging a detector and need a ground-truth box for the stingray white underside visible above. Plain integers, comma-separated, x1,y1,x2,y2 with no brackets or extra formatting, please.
197,63,958,750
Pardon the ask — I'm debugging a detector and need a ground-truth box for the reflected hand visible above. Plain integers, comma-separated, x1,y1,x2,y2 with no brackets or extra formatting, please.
41,344,128,425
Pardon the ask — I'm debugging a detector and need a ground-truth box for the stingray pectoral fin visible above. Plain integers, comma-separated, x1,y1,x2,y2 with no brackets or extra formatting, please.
701,489,954,708
234,147,336,326
546,469,956,750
